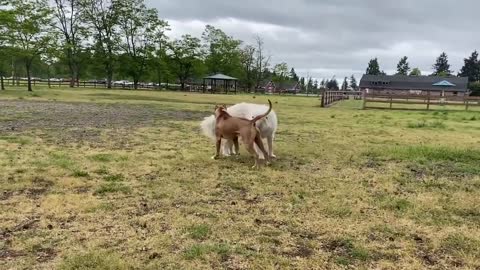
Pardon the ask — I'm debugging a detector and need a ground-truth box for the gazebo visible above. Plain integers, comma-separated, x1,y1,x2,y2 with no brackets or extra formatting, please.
203,73,238,94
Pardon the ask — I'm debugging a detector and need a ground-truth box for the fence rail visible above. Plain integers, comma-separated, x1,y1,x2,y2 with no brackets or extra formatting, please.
320,91,362,107
3,78,185,91
363,91,480,111
3,78,311,95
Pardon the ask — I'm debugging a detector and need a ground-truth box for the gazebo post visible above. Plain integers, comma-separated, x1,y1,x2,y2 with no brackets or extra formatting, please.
234,80,237,94
203,78,206,93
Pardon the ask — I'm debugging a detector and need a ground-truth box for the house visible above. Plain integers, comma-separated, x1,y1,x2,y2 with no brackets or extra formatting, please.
276,81,301,94
256,80,301,94
359,75,469,97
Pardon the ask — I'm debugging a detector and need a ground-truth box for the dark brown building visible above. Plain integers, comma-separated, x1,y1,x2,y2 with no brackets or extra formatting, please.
359,75,469,96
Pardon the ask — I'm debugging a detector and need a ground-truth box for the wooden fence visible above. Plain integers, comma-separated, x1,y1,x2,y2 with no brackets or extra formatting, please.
321,91,362,107
362,91,480,111
3,78,185,91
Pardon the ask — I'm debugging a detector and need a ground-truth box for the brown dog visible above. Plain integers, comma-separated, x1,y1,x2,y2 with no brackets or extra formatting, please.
213,100,272,168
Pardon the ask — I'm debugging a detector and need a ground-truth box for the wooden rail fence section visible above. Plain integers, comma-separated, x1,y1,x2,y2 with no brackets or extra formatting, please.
321,91,362,107
362,91,480,111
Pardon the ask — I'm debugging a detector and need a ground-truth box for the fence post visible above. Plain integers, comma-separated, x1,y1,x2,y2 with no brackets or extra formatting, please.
362,90,367,109
320,90,325,107
389,94,393,109
465,96,469,111
427,91,431,110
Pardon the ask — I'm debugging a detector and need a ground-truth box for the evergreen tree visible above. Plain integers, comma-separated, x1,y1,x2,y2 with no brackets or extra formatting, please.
313,79,318,90
299,77,305,91
341,77,348,90
432,52,452,76
320,79,326,89
289,68,299,81
326,77,339,90
396,56,410,75
366,58,381,75
349,75,357,90
459,50,480,82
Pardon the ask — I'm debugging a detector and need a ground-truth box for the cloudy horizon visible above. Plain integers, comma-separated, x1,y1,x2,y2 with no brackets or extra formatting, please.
146,0,479,82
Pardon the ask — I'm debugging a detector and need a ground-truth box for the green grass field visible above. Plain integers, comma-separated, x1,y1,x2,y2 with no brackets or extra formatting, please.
1,87,480,269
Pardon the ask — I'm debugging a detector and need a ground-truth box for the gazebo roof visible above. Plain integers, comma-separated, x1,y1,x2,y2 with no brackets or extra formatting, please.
204,73,238,81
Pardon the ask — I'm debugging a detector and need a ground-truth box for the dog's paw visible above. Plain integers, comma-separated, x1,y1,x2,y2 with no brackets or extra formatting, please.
269,154,277,159
211,155,220,160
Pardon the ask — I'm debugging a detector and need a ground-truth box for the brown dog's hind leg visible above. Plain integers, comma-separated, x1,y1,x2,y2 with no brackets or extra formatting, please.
245,141,260,169
233,137,240,155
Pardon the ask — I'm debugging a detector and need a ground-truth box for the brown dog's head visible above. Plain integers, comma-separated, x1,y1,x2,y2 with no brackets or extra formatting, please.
214,104,228,118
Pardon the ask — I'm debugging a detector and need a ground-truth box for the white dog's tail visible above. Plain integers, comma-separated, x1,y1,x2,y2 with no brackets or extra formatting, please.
200,115,217,141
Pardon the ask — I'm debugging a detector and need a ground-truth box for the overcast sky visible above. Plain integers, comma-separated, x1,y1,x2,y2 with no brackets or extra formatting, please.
146,0,479,81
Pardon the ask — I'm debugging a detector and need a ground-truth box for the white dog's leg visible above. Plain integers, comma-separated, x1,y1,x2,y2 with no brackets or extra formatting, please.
267,136,276,158
222,140,233,156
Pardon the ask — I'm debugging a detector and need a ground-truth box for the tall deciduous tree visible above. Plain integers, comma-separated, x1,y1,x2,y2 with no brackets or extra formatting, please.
409,67,421,76
254,35,270,90
240,45,256,91
366,58,381,75
168,35,202,90
396,56,410,75
0,46,9,90
53,0,84,87
116,0,169,89
459,50,480,83
202,25,242,77
80,0,119,88
1,0,55,91
432,52,452,76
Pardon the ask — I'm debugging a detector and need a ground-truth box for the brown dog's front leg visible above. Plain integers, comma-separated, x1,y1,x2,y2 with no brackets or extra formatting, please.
254,134,270,165
212,138,221,159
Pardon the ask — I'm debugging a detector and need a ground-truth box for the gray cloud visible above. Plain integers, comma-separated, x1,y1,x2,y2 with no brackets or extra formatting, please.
147,0,479,80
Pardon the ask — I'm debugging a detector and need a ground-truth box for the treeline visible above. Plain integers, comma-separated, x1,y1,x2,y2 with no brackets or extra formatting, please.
365,52,480,94
0,0,311,93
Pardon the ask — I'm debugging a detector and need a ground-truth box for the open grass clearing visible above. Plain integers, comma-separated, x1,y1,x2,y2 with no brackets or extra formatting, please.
1,87,479,269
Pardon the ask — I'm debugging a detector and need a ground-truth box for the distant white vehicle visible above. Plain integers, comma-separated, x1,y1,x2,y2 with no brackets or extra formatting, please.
113,80,130,85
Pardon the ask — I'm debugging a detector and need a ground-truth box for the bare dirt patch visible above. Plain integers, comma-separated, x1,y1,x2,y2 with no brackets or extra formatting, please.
0,100,206,145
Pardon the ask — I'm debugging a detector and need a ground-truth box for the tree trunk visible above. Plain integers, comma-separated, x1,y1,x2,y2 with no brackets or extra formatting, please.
107,68,113,89
157,69,162,90
47,66,51,88
134,77,139,90
1,75,5,90
26,61,32,92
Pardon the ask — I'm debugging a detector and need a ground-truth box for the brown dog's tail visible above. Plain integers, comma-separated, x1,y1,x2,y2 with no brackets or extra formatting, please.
251,99,272,123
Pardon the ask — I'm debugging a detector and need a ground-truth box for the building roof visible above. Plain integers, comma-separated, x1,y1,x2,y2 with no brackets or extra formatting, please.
277,81,300,90
359,75,468,92
204,73,238,80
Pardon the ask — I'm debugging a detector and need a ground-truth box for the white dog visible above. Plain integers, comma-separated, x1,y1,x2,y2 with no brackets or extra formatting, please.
201,102,278,159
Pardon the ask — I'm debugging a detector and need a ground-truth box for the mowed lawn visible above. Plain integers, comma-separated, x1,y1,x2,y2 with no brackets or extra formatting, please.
1,87,480,269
